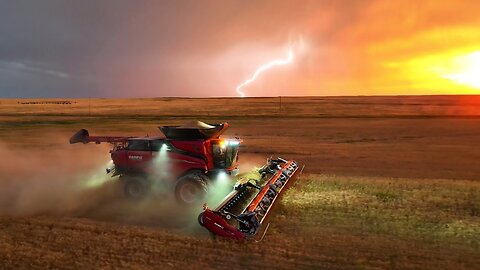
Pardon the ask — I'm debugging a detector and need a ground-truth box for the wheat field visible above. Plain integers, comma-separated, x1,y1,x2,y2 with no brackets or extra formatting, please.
0,96,479,269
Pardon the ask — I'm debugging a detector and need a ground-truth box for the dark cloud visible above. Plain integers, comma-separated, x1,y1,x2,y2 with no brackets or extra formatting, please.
1,1,479,97
0,0,309,97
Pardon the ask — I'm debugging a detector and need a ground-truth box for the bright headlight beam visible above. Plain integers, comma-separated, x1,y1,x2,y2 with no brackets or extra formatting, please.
227,140,240,146
236,47,294,97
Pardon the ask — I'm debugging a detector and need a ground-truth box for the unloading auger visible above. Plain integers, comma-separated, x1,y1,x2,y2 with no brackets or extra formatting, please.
198,158,300,240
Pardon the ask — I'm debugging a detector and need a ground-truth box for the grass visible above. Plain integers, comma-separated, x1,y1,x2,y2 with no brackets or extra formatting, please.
283,174,480,249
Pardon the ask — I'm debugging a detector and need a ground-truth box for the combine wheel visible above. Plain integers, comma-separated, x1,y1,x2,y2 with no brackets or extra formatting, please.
198,212,204,226
123,176,149,199
175,172,208,205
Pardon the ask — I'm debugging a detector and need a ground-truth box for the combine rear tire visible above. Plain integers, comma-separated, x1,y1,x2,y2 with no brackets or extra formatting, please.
175,172,208,205
124,177,149,199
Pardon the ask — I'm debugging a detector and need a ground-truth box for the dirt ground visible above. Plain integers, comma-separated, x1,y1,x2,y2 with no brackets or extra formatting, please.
0,96,479,269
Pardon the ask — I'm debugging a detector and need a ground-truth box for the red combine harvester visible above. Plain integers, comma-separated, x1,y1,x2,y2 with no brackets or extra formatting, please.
70,121,300,239
70,121,241,204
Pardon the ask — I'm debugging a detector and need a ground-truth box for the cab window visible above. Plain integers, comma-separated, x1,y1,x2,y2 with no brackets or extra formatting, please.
151,140,164,151
127,140,150,151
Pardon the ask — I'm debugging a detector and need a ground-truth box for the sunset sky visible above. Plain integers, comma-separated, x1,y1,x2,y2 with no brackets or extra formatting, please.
1,0,480,98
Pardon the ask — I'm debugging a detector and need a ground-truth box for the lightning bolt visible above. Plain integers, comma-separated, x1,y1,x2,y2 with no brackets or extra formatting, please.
236,47,294,97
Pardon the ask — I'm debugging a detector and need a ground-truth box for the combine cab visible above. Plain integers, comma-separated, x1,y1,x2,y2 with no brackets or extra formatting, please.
70,121,240,204
198,158,299,240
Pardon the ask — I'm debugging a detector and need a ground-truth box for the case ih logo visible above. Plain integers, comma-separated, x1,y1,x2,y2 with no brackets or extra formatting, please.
128,155,143,160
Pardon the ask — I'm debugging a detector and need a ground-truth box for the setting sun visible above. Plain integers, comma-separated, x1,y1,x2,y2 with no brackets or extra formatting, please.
383,48,480,94
442,52,480,89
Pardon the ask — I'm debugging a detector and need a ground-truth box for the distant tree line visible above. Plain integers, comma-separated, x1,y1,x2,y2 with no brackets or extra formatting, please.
18,101,74,105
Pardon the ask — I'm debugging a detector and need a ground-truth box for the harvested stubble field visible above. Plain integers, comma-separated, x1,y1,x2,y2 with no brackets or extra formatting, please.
0,96,479,269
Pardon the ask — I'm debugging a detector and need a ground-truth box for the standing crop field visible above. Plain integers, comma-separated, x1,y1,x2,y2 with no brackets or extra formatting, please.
0,96,479,269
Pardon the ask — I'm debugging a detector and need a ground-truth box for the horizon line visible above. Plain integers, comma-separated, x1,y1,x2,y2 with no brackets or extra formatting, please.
1,93,480,100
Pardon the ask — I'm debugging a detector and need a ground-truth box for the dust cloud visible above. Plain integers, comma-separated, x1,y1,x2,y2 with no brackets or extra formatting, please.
0,140,117,216
0,140,193,228
238,153,268,173
0,138,268,232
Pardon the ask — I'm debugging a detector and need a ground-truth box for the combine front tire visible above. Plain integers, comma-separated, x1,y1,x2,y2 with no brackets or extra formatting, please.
198,212,204,226
123,177,149,199
175,173,208,205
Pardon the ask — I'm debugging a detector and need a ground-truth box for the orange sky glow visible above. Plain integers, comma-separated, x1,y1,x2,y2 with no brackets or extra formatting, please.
293,1,480,96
